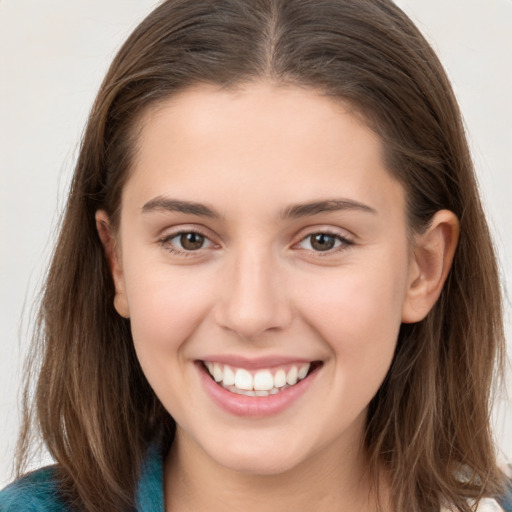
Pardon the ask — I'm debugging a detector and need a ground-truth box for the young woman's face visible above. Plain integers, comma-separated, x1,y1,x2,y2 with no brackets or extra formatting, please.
109,83,418,476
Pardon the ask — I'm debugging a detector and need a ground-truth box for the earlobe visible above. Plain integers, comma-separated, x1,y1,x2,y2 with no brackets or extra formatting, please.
401,210,459,324
95,210,130,319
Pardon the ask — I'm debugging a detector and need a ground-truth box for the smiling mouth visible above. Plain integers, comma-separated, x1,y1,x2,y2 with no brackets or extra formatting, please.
201,360,322,397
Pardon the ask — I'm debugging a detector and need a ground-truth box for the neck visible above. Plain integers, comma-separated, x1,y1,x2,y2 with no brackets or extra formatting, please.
164,427,390,512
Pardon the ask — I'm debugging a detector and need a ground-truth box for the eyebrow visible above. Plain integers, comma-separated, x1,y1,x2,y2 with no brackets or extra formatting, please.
141,196,377,219
280,199,377,219
142,196,223,219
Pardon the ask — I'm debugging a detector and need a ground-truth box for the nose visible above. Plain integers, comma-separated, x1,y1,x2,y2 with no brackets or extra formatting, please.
214,245,293,340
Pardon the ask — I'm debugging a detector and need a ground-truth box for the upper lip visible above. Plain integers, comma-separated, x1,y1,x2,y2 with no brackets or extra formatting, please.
199,355,318,370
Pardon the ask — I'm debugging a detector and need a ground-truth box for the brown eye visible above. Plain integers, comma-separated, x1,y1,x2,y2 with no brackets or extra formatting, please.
310,233,337,251
161,230,214,255
180,232,205,250
297,232,353,253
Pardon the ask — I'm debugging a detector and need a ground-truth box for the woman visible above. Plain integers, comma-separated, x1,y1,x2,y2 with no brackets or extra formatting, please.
1,1,510,510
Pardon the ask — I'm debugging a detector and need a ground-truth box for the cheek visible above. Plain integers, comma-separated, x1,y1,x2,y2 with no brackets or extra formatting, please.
121,262,222,418
294,256,408,370
122,262,217,363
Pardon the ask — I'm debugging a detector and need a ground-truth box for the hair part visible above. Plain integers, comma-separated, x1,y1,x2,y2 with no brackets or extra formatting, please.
16,1,506,511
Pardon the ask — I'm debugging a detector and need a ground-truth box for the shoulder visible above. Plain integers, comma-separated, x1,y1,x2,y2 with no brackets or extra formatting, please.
440,486,512,512
496,463,512,512
466,477,512,512
0,442,165,512
475,497,512,512
498,478,512,512
0,466,70,512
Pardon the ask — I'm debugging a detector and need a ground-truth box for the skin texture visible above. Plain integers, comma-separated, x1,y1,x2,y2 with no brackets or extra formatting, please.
96,83,459,511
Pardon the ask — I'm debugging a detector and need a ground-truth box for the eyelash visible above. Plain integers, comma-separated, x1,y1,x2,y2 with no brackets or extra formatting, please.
296,230,354,256
158,229,354,257
159,229,213,257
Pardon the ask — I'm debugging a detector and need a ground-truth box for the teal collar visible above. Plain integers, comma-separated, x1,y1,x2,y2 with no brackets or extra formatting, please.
135,443,165,512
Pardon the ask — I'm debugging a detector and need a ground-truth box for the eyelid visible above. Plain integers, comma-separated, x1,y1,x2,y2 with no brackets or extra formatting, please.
158,226,218,256
157,224,355,257
292,227,355,254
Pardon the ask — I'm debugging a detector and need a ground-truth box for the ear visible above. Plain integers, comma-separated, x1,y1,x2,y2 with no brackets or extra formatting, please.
401,210,459,323
95,210,130,318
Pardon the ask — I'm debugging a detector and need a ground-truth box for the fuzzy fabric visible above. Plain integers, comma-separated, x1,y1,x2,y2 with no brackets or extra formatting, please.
0,444,163,511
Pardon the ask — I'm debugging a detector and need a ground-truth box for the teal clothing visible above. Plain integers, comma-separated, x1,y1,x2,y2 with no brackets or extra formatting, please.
0,444,164,511
1,446,511,511
503,477,512,512
0,466,67,512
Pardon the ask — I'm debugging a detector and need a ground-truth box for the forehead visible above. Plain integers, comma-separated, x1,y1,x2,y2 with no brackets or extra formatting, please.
138,83,373,158
124,82,405,220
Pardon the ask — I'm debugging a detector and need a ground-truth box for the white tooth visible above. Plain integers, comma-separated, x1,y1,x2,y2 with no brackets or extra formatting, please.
269,387,280,395
234,368,253,390
205,362,214,374
255,390,270,396
239,389,256,396
286,366,298,385
213,363,223,382
298,363,310,380
253,370,274,391
274,369,287,388
223,365,235,386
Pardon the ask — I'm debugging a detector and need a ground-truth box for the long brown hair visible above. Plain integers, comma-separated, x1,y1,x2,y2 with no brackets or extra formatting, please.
16,1,506,510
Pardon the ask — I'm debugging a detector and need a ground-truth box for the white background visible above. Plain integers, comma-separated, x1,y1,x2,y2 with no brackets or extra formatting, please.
1,0,511,487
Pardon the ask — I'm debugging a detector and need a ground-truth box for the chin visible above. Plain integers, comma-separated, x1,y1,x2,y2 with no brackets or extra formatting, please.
204,436,308,476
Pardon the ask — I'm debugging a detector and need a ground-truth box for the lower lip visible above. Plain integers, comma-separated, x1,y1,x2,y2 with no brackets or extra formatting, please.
196,362,320,417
